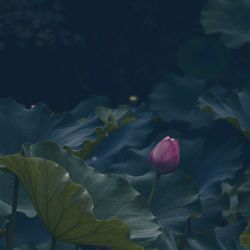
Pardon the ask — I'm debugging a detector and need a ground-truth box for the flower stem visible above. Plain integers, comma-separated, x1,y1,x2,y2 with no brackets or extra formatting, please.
7,175,19,250
148,172,161,206
51,237,56,250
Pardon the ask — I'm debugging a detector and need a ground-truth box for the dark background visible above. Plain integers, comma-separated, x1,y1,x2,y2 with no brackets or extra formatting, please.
0,0,206,111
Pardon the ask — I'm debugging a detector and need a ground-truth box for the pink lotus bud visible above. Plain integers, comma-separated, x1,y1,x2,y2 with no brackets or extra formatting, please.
149,136,180,174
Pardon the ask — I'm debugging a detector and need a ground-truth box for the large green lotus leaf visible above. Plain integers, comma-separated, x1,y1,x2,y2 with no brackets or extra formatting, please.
0,155,142,250
149,74,211,128
0,98,102,155
126,170,201,234
23,142,164,250
177,38,231,80
201,0,250,48
199,88,250,138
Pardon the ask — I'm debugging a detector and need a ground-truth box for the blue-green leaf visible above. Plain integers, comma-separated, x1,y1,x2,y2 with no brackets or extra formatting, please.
201,0,250,48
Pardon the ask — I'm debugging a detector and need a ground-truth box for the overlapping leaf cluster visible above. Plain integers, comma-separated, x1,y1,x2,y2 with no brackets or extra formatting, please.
1,0,250,249
0,98,162,250
0,82,247,250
